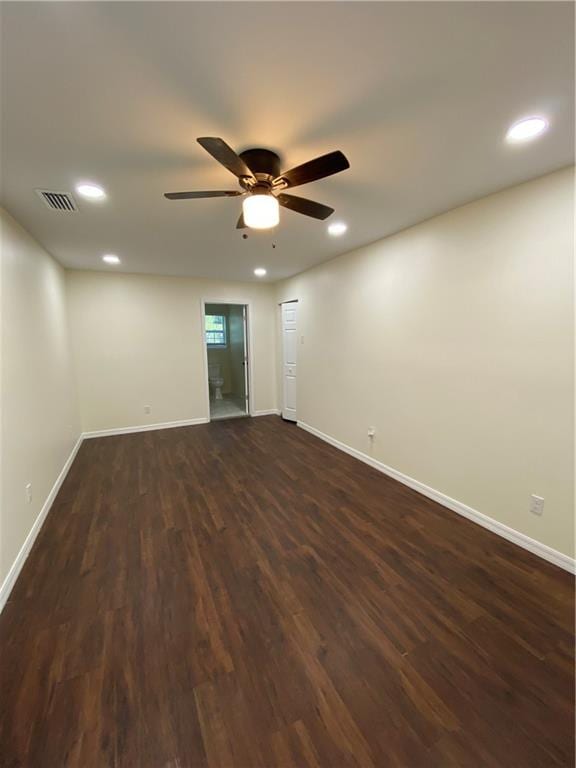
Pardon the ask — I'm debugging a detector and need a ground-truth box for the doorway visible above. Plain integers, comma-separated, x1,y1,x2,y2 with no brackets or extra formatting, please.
203,302,250,420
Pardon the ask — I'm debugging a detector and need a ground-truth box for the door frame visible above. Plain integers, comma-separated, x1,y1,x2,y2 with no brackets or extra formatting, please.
201,298,254,420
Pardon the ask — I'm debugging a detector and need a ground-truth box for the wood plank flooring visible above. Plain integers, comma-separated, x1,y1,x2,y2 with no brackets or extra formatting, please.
0,415,573,767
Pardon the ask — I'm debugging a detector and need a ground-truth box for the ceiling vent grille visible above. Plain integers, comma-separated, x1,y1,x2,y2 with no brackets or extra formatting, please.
35,189,78,212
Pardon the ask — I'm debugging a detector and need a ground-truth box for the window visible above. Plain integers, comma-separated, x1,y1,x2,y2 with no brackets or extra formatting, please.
205,314,227,347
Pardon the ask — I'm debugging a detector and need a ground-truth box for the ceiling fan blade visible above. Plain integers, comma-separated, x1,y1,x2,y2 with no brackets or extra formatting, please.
164,190,242,200
236,212,247,229
197,137,255,180
277,150,349,189
277,193,334,220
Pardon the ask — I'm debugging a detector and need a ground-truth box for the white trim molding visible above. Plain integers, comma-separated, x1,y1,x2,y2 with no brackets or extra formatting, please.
252,409,281,417
0,434,84,612
83,417,209,439
298,421,575,574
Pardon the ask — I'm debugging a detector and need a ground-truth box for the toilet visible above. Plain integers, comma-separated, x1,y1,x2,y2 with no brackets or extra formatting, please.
208,363,225,400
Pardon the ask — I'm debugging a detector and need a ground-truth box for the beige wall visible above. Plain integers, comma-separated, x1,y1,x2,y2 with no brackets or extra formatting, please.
1,208,80,587
277,168,574,558
66,271,277,431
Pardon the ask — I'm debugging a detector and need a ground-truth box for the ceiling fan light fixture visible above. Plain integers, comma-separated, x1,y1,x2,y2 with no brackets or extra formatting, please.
242,194,279,229
164,138,350,230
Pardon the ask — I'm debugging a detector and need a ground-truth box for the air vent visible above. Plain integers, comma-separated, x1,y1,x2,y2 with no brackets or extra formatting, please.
35,189,78,212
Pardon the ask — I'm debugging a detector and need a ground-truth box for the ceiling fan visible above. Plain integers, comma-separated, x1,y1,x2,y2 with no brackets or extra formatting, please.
164,137,350,230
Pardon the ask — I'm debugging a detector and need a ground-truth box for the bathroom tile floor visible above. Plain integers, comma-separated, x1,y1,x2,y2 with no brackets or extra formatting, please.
209,395,247,420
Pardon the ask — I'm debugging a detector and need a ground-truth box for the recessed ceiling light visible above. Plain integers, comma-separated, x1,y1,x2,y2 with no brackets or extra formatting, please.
254,267,267,277
102,254,120,265
328,221,347,236
506,116,548,143
76,182,106,200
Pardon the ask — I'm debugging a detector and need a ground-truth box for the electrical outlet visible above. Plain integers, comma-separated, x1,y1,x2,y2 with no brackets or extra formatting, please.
367,426,376,439
530,495,544,516
144,405,151,414
25,483,32,504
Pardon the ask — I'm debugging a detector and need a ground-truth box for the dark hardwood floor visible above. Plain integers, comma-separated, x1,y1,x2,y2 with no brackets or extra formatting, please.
0,416,573,767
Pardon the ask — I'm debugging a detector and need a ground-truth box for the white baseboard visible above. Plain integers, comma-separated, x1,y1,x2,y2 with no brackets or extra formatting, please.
298,421,575,574
83,416,209,439
0,434,84,613
252,409,281,417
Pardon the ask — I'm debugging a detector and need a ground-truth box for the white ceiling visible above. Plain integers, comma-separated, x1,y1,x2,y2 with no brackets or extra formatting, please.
1,2,573,282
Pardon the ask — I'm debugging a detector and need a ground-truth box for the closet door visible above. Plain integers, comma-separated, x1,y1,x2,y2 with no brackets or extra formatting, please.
281,301,298,422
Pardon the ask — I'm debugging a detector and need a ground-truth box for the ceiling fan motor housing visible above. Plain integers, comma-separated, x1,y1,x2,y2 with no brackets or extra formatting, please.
239,148,281,181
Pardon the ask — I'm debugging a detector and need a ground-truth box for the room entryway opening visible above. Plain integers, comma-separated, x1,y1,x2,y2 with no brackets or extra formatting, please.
203,302,250,421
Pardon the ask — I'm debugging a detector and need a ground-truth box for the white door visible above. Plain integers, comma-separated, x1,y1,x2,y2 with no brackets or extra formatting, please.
281,301,298,422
